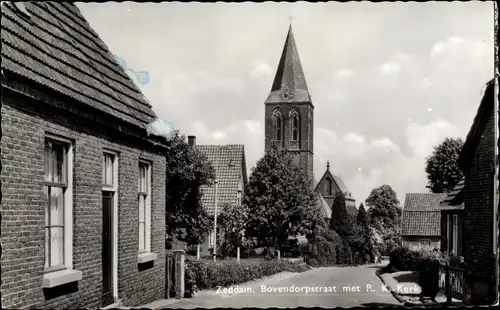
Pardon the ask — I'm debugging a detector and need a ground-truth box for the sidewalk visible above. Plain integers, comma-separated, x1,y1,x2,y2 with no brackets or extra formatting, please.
376,268,462,307
133,271,303,309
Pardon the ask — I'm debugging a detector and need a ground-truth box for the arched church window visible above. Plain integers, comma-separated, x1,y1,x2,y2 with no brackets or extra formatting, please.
290,108,300,141
272,108,283,141
327,178,333,196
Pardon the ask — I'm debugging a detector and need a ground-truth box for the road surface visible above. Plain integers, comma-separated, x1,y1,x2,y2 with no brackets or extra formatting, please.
162,264,401,308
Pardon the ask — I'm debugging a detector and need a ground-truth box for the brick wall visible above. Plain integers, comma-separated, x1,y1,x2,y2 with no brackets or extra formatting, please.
1,91,166,309
264,102,314,183
463,110,496,277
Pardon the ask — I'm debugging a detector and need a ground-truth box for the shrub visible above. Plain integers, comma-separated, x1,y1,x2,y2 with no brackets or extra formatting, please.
184,258,308,295
389,246,425,271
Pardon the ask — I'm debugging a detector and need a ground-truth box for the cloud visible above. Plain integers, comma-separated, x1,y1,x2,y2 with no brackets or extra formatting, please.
429,36,489,62
335,69,356,79
314,118,462,205
380,61,401,75
251,61,273,78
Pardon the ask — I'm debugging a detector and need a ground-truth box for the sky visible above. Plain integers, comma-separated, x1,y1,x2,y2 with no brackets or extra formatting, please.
77,1,495,206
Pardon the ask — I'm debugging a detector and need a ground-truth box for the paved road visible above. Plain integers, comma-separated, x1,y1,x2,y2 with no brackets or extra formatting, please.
163,265,401,308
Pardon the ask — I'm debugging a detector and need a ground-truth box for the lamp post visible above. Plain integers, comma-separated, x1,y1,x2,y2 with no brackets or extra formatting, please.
213,145,234,262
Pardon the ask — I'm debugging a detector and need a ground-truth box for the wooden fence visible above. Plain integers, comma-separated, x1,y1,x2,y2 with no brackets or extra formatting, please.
438,263,464,300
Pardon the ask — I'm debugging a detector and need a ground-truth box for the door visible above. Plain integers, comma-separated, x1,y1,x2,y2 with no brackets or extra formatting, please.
102,191,114,307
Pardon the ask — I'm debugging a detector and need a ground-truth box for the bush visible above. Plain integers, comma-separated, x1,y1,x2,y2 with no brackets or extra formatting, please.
418,252,441,298
389,246,424,271
185,258,307,295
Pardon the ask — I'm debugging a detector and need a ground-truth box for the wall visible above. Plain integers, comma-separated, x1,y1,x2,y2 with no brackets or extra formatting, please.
462,106,496,305
1,91,166,309
402,236,441,251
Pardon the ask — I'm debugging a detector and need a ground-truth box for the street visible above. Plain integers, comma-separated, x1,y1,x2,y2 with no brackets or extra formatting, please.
162,265,401,308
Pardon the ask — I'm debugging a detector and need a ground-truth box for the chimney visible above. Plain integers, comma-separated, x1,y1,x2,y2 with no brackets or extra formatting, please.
188,135,196,146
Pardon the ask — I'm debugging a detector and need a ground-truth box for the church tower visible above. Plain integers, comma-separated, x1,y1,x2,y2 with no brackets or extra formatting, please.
264,24,314,186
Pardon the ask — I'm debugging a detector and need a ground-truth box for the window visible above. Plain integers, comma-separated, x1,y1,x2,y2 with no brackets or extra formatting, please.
326,178,333,196
43,137,72,272
237,189,242,205
447,214,451,253
290,108,300,141
272,108,283,141
102,153,115,188
138,162,151,253
419,239,431,248
452,215,458,255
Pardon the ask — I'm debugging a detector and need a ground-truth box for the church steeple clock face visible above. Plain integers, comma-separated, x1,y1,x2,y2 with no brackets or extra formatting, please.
280,86,294,100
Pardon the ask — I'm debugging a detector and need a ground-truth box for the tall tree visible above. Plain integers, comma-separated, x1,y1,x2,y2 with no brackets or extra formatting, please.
330,192,352,238
425,137,464,193
356,203,368,228
165,131,215,246
365,184,401,228
243,146,323,251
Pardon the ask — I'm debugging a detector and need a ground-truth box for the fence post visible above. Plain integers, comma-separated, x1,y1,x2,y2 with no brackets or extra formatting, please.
445,262,451,304
237,247,240,263
173,249,185,299
197,244,200,261
277,250,281,260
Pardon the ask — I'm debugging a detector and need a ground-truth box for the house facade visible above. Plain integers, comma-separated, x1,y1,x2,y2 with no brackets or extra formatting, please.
190,138,248,256
401,193,447,251
439,178,465,256
456,79,496,305
1,2,167,309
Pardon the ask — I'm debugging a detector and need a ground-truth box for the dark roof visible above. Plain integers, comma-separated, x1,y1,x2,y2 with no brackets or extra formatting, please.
196,145,247,216
439,178,465,209
265,25,312,104
1,2,156,129
459,79,495,173
314,165,355,201
403,193,447,211
402,193,447,236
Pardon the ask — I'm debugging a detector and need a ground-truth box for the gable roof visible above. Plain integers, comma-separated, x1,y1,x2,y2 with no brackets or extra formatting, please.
459,79,495,173
316,193,332,219
1,2,156,129
314,165,355,200
265,25,312,104
439,178,465,210
402,193,447,236
196,145,247,216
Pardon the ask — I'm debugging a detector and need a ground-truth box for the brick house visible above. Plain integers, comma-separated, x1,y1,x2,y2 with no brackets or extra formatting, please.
455,79,496,305
1,2,167,309
401,193,447,250
189,138,248,256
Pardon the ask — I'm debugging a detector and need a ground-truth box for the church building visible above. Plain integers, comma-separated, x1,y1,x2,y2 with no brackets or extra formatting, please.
264,24,356,219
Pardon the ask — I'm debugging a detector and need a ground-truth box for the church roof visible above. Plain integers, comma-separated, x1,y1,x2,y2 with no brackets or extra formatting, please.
314,163,355,200
265,25,312,104
196,145,247,216
316,192,332,219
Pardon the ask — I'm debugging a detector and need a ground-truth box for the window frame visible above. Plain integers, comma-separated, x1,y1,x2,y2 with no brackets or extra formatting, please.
138,161,152,254
419,239,431,248
272,108,283,141
452,214,458,255
42,134,74,274
290,108,300,141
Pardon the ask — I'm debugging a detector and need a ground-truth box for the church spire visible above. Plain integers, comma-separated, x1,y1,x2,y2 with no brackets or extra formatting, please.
327,161,330,171
265,24,312,104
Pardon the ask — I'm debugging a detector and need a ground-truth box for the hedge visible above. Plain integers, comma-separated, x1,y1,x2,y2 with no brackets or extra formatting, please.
185,258,309,297
389,246,443,272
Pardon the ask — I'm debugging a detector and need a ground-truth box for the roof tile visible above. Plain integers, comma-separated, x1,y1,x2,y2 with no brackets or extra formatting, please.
1,2,156,128
402,193,446,236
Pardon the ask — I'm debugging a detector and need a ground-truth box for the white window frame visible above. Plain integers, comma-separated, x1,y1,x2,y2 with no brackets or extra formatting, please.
42,133,82,288
419,239,431,248
447,214,451,253
137,161,156,264
102,150,119,299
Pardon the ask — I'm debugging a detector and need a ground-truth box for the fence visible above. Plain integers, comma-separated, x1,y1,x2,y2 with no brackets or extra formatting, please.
438,263,464,300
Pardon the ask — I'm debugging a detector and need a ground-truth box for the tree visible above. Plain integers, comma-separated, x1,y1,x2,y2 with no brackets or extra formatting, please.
165,131,215,246
218,202,254,257
365,184,401,228
425,137,464,193
243,146,323,252
330,192,352,238
356,203,368,228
